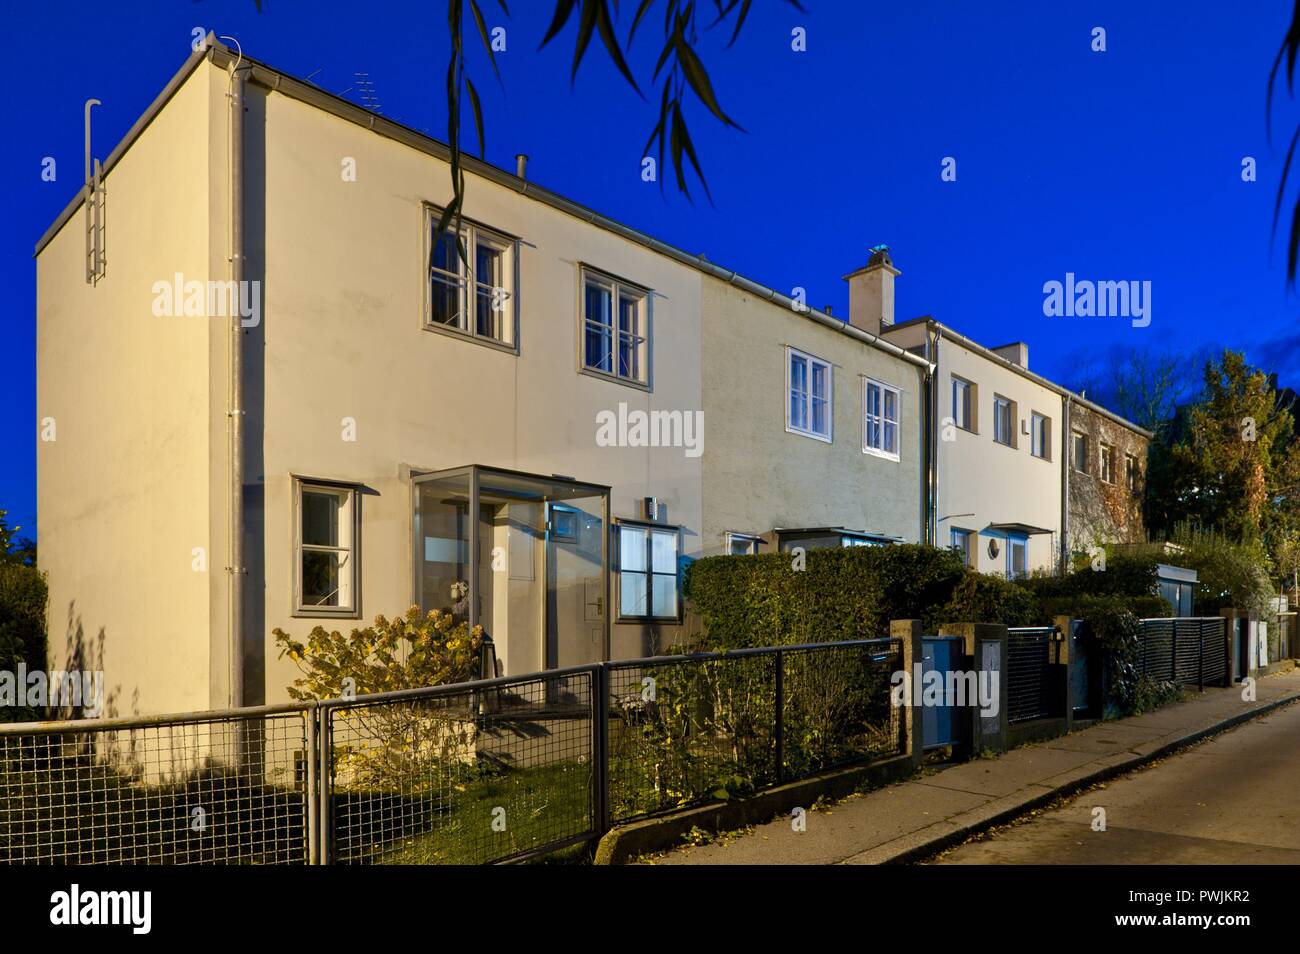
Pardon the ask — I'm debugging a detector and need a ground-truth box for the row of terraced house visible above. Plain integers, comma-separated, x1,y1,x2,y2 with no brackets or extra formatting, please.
35,38,1151,717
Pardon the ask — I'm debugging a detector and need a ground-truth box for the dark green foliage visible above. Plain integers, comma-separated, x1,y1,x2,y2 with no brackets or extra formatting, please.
683,544,967,649
932,572,1038,629
0,564,48,722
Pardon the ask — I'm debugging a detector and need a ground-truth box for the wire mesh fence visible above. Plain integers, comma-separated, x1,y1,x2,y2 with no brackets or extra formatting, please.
321,668,595,865
0,641,907,865
0,706,311,864
605,640,902,825
1005,627,1053,724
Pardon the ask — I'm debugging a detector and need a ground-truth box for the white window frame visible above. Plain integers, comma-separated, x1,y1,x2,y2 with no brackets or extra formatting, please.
1126,453,1140,493
616,521,682,622
952,376,974,431
725,532,762,556
293,479,360,617
580,266,650,388
993,395,1015,447
1100,443,1116,484
863,378,901,461
787,347,833,442
950,527,973,567
1072,431,1089,474
1030,412,1050,460
1006,534,1028,580
423,205,519,351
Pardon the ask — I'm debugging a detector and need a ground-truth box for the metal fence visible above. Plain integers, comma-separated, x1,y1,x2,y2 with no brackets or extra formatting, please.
1137,617,1226,688
0,640,903,865
1005,627,1054,724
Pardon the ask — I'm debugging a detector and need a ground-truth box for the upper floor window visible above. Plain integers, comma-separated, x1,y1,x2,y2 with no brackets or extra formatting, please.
1100,443,1116,483
294,479,359,616
582,268,648,386
952,376,975,431
1030,412,1051,460
425,208,517,349
993,395,1015,447
864,379,901,460
618,523,680,620
1126,453,1141,493
788,348,832,441
1072,431,1088,474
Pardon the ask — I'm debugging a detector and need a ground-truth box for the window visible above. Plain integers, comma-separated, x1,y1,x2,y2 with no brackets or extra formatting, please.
787,348,832,441
1126,453,1141,493
1072,432,1088,474
841,533,889,547
725,532,761,556
425,208,517,348
864,379,901,459
294,480,359,615
618,523,680,620
1030,412,1050,460
993,395,1015,446
582,268,648,385
952,376,975,431
1006,534,1028,580
1100,443,1116,483
950,528,973,567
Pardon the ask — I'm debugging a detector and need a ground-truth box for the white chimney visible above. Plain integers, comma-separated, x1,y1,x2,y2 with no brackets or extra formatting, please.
844,246,900,336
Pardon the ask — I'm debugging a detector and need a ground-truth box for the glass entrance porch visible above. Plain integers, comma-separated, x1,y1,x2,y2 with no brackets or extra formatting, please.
412,465,610,676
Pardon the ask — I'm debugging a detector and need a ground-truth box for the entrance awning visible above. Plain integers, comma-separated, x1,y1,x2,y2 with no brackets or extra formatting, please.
986,522,1055,536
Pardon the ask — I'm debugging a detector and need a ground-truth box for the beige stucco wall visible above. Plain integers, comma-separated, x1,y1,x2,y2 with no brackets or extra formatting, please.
699,279,925,554
934,337,1062,575
251,84,705,703
36,63,220,717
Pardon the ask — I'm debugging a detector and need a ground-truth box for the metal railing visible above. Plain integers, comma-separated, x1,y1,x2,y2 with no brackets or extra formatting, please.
1137,617,1227,688
0,639,904,865
1005,627,1055,724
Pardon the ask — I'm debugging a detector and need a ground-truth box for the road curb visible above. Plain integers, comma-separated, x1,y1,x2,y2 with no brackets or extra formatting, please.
871,690,1300,865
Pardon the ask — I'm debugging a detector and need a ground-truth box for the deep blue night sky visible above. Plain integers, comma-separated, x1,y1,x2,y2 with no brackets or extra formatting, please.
3,1,1297,536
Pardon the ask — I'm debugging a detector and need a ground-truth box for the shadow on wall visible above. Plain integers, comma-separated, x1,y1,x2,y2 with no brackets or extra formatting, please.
59,600,126,720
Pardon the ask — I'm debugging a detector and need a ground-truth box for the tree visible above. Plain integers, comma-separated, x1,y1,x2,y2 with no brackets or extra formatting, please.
0,510,35,568
1144,350,1300,550
1062,343,1211,432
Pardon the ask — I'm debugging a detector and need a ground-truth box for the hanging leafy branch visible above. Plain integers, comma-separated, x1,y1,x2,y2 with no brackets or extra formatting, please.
1269,0,1300,284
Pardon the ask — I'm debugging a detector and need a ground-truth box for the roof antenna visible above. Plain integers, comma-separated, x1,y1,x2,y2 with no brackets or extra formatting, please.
345,71,383,113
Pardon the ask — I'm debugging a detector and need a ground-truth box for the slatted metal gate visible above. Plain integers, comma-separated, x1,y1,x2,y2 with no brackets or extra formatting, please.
1137,617,1228,688
1006,627,1053,724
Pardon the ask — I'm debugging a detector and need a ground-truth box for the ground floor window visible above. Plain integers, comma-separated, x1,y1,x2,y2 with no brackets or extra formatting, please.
294,479,359,615
950,527,973,566
725,532,762,556
618,523,681,620
1006,534,1028,579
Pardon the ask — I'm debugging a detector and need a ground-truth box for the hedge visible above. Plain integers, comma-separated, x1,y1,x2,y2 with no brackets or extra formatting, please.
0,564,48,722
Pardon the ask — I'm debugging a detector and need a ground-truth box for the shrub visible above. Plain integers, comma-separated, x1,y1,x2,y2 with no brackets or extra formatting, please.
0,564,48,722
1166,526,1272,617
931,571,1037,629
683,544,967,649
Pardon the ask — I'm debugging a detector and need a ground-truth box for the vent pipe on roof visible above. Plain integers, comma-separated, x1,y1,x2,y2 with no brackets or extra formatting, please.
516,154,528,179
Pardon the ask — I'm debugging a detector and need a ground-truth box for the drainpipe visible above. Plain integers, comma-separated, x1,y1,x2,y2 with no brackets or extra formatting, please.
926,322,942,546
1060,394,1072,576
225,41,249,707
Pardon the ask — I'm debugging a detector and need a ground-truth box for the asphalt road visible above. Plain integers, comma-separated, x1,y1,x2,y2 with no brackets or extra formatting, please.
931,700,1300,864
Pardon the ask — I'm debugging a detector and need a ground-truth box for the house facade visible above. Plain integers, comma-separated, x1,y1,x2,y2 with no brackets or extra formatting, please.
35,40,927,715
1064,399,1150,559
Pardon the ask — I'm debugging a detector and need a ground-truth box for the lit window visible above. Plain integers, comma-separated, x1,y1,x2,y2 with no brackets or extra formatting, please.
425,209,517,347
618,524,680,620
788,348,832,441
864,379,901,459
582,268,648,385
295,480,359,615
1100,443,1116,483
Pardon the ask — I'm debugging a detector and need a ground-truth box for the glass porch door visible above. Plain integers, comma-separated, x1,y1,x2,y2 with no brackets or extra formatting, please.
412,466,609,678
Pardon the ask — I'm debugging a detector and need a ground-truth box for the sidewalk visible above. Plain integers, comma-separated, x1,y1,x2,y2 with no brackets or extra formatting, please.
648,668,1300,865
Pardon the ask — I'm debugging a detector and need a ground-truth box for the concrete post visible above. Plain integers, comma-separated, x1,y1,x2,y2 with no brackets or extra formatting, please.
1053,616,1075,733
938,622,1008,757
891,619,925,769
